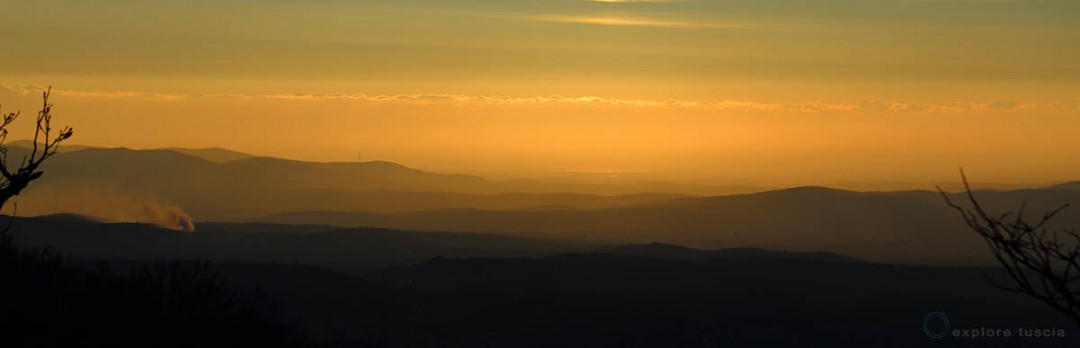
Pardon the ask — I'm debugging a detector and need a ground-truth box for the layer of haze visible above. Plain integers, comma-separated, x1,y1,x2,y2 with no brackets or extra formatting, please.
2,0,1078,189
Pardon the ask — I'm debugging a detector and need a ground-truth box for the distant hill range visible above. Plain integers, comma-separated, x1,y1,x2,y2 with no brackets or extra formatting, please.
260,186,1080,264
4,143,693,221
5,142,1080,265
5,215,861,273
5,140,256,163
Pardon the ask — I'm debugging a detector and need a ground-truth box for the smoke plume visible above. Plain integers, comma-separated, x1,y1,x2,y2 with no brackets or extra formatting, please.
138,200,197,232
17,186,197,232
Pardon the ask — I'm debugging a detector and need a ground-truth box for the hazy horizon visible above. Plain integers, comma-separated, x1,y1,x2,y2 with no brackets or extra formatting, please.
3,0,1079,190
1,138,1070,193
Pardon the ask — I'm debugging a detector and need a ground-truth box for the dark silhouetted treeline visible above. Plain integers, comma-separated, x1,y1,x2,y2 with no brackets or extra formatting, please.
209,254,1079,347
0,232,308,348
7,218,1080,347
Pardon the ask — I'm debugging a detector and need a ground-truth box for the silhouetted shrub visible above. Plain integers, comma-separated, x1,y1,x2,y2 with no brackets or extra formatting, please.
0,232,307,348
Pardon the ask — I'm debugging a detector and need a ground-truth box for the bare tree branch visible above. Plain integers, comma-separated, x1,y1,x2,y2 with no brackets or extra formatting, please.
0,87,74,212
940,169,1080,326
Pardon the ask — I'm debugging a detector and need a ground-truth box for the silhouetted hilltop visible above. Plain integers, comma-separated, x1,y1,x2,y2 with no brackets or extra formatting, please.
7,141,255,163
29,213,103,224
601,242,861,262
1047,181,1080,191
746,185,855,197
6,139,97,153
33,147,218,184
162,147,254,163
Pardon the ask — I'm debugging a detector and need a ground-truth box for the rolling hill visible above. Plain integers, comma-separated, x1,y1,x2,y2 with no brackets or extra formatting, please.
599,242,861,262
5,215,874,274
6,144,1080,265
6,146,689,221
5,140,255,163
261,186,1080,265
4,215,566,272
1048,181,1080,191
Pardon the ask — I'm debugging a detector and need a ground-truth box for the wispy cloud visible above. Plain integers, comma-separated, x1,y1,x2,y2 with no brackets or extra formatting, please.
535,15,711,28
0,82,186,101
3,83,1076,114
588,0,680,3
893,0,1052,3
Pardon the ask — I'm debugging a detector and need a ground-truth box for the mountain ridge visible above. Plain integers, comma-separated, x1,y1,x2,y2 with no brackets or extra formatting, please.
6,214,873,273
258,186,1080,265
600,242,862,263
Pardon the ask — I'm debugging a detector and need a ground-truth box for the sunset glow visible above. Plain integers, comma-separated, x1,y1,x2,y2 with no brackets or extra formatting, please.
5,2,1080,344
2,0,1077,188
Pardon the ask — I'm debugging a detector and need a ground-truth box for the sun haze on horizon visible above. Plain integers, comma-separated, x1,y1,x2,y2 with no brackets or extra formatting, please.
1,0,1078,189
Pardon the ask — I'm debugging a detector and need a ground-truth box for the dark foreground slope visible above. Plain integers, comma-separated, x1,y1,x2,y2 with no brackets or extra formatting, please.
5,216,1077,347
207,255,1078,347
0,238,305,348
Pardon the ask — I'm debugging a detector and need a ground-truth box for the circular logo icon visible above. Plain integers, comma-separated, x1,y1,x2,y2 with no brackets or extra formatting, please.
923,312,950,339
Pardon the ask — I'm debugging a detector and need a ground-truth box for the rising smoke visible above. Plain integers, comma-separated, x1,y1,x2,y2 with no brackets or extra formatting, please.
139,200,196,232
17,186,197,232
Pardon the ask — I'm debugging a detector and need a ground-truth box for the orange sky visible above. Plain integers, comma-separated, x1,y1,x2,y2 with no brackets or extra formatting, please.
1,0,1078,188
